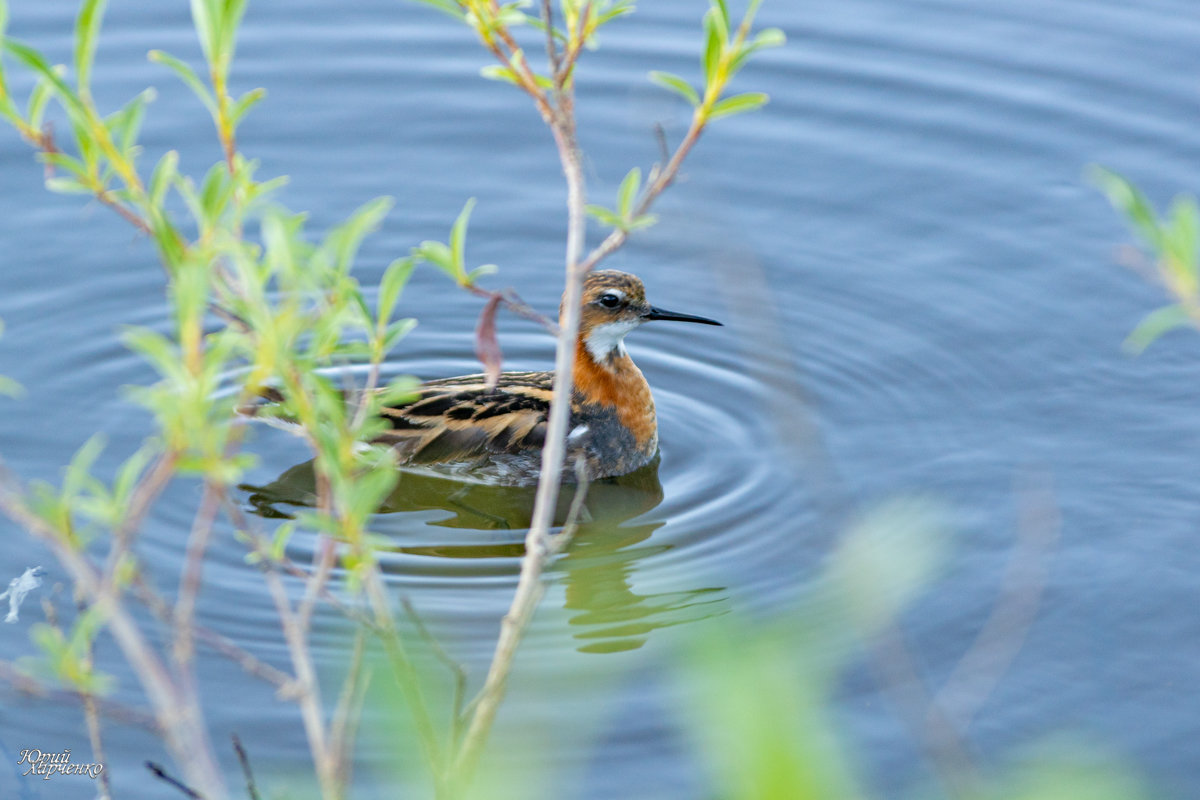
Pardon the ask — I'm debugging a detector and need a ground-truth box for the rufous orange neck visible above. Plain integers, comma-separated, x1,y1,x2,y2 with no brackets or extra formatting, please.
572,338,657,447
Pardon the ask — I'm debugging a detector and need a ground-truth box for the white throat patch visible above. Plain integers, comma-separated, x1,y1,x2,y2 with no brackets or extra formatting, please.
585,319,639,361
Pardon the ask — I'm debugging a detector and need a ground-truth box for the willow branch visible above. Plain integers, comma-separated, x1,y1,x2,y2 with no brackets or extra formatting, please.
0,469,226,797
578,112,708,274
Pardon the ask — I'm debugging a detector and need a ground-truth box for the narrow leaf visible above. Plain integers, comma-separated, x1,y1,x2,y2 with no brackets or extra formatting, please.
1123,305,1193,354
382,318,418,353
648,70,700,106
475,293,503,390
752,27,786,49
148,50,217,116
0,375,23,398
586,204,622,228
3,40,88,121
709,91,769,119
450,198,476,282
480,65,520,85
149,150,179,207
702,16,722,85
617,167,642,219
74,0,107,96
1088,165,1164,252
230,87,265,126
45,177,93,195
378,256,417,325
411,0,466,20
711,0,730,32
380,375,420,405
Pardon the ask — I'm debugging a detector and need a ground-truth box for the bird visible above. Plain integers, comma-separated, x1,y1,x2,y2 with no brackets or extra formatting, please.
245,270,722,485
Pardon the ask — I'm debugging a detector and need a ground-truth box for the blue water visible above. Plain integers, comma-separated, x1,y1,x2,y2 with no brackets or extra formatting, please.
2,0,1200,798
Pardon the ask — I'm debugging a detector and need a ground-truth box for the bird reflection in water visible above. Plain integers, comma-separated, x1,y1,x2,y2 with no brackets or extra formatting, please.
239,457,725,653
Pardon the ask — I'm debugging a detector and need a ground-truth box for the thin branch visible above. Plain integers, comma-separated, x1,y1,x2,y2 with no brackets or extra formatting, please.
261,550,339,799
540,0,562,75
106,450,181,576
364,570,449,796
329,628,369,794
465,284,559,335
95,189,154,236
82,690,114,800
578,112,708,275
871,625,981,799
932,472,1059,731
298,535,337,635
0,659,158,729
232,733,262,800
401,596,469,744
174,481,225,665
131,574,297,693
146,761,205,799
223,494,377,630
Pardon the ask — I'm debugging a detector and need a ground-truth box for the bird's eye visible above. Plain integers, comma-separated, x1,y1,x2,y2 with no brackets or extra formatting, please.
598,293,621,308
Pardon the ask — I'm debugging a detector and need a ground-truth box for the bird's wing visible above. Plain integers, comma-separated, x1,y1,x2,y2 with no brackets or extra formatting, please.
372,372,554,463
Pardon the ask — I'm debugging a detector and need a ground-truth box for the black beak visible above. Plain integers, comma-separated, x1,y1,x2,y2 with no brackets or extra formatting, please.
643,305,723,326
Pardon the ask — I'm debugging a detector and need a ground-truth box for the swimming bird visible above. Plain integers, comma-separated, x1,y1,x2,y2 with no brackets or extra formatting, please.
247,270,722,484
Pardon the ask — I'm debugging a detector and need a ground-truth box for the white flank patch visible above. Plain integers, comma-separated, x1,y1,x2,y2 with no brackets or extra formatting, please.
568,424,590,443
585,320,639,361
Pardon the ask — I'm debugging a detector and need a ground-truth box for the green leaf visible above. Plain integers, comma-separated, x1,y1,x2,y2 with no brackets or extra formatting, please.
380,375,420,405
710,0,730,32
449,198,476,282
480,65,520,85
213,0,248,67
112,445,156,509
466,263,498,283
731,26,787,73
586,204,622,228
123,327,184,382
0,3,10,109
26,73,55,130
45,177,93,195
702,14,723,86
709,91,769,119
648,70,700,106
1165,194,1199,285
148,49,217,117
270,522,296,561
1088,165,1164,252
411,0,466,21
230,87,265,126
3,39,88,122
38,151,90,180
382,318,418,353
0,375,23,398
597,0,635,25
1123,304,1192,354
63,434,106,503
751,26,786,50
149,150,179,208
377,257,416,326
825,498,948,636
324,196,394,276
617,167,642,219
525,15,568,42
108,87,155,155
627,213,658,231
74,0,107,96
188,0,217,63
